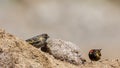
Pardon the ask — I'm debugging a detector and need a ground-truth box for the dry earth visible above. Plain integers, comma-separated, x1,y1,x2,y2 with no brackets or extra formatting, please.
0,29,120,68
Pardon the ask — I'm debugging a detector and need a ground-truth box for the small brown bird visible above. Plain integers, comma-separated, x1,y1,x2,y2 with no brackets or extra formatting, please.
88,49,102,62
26,33,49,48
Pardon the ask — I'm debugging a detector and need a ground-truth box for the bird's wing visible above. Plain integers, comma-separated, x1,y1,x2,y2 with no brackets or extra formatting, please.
26,37,40,44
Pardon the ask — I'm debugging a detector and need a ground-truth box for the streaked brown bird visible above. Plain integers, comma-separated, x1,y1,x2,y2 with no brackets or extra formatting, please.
88,49,102,62
26,33,49,48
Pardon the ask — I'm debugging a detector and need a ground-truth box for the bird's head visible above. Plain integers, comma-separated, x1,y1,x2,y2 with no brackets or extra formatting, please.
98,49,102,51
41,33,49,39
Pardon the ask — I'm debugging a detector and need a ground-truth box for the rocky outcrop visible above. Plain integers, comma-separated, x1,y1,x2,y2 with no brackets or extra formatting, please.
46,39,84,65
0,29,120,68
0,29,79,68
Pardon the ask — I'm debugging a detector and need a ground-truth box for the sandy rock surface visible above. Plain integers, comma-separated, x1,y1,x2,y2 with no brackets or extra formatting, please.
0,29,79,68
0,29,120,68
47,39,83,65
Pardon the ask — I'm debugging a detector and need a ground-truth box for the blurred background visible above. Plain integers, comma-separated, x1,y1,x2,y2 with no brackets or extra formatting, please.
0,0,120,60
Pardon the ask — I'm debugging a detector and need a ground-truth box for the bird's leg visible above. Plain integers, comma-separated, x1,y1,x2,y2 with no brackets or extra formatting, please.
41,42,49,52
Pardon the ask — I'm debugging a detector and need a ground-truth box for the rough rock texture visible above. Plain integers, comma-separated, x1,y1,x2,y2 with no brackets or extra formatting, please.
46,39,83,65
0,29,120,68
0,29,79,68
83,59,120,68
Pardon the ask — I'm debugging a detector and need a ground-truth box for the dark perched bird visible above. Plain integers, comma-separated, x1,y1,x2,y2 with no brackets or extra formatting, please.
26,33,49,48
88,49,102,62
